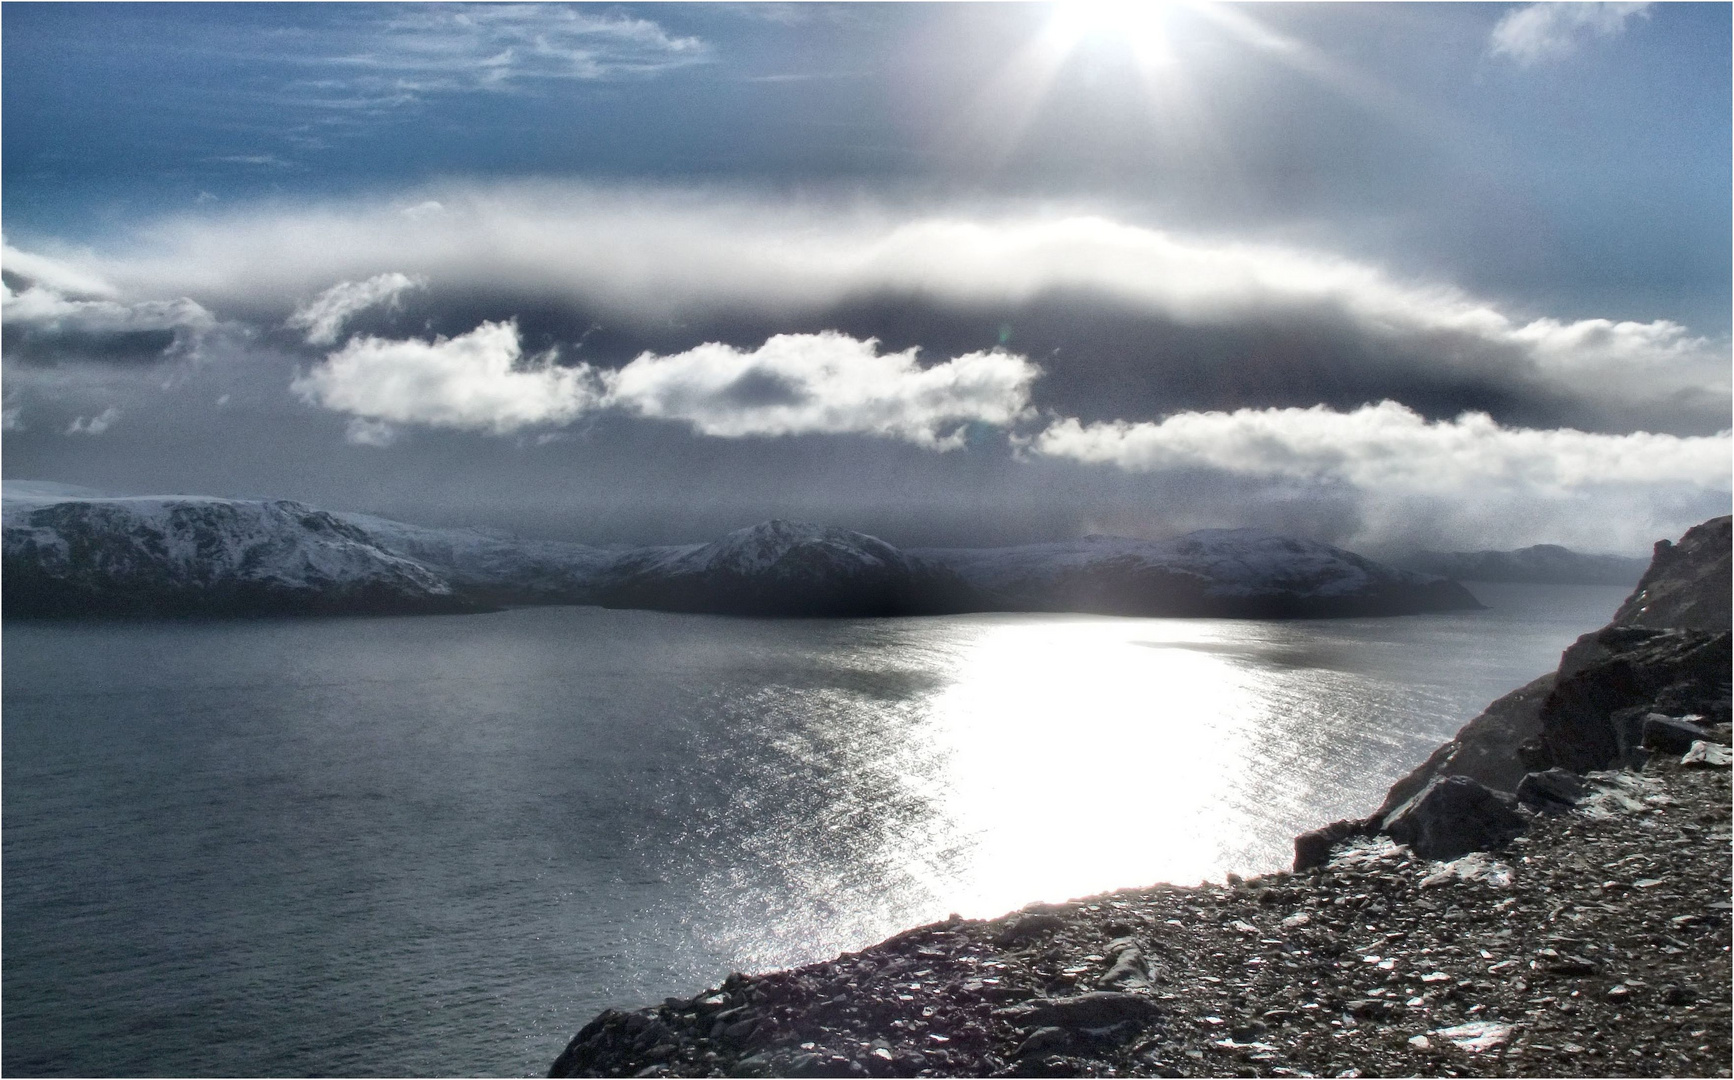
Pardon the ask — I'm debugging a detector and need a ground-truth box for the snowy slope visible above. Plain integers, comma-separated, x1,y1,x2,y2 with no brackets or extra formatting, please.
337,511,619,604
596,520,979,617
912,529,1480,618
3,489,476,617
3,483,1481,620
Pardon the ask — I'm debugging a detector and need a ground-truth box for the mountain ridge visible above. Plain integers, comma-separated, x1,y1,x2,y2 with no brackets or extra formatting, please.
5,484,1478,620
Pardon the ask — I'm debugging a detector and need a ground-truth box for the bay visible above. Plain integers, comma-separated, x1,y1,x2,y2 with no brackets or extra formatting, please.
2,583,1625,1076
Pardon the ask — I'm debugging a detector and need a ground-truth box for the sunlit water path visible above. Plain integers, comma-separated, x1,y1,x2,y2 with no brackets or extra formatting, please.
3,584,1623,1076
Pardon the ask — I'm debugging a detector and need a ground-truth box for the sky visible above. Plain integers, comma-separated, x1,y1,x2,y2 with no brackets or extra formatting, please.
2,1,1729,553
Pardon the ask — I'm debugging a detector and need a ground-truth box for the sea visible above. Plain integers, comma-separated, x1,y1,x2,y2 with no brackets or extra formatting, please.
1,583,1627,1077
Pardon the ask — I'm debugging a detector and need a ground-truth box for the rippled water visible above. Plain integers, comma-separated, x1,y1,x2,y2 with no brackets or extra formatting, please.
2,584,1624,1076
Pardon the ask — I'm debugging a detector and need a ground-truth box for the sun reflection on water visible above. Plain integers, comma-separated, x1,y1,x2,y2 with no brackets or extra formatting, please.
917,616,1268,914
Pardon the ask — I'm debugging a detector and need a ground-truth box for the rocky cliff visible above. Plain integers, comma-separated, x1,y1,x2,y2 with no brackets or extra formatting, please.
1350,515,1731,833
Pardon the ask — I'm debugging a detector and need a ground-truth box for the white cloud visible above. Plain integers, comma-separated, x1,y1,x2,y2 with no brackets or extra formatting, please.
314,4,708,102
344,417,400,447
604,332,1039,448
1490,3,1651,65
1031,402,1731,551
3,242,216,356
1,242,118,299
64,407,121,436
286,272,425,346
290,320,598,434
69,188,1725,422
292,324,1038,446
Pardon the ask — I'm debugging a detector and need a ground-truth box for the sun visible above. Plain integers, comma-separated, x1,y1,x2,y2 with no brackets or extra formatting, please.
1041,0,1180,66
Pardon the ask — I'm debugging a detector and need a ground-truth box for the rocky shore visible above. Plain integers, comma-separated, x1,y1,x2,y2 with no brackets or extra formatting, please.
549,518,1732,1079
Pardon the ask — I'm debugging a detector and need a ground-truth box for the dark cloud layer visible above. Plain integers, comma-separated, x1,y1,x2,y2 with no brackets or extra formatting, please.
340,284,1722,438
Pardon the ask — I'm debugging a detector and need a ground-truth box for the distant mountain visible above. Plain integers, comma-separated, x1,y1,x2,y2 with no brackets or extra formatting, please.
3,484,1481,621
1394,545,1649,586
913,529,1480,619
336,511,616,606
3,491,479,618
592,520,979,617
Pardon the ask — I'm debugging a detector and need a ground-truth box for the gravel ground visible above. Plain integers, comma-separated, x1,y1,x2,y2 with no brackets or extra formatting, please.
550,756,1730,1079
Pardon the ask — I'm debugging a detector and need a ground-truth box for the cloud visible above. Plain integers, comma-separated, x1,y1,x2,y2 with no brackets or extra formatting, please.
2,246,217,367
67,188,1726,432
1,243,119,299
604,332,1039,448
306,4,709,106
290,320,598,434
286,272,425,345
292,324,1040,447
1030,401,1731,552
344,417,400,447
64,407,121,436
1489,3,1651,65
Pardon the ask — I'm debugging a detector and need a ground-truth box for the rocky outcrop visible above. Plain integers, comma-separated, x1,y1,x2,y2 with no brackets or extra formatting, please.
1373,516,1731,813
1611,516,1732,630
1534,628,1731,773
1374,673,1558,815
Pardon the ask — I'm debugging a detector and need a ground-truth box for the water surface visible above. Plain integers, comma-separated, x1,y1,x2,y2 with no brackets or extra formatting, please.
2,584,1624,1075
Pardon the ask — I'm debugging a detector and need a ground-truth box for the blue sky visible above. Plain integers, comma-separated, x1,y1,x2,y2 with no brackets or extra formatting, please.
3,3,1729,552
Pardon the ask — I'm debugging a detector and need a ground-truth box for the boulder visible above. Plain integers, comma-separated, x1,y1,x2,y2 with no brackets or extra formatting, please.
1681,740,1733,767
1641,714,1713,754
1293,817,1375,872
1514,768,1586,814
993,992,1161,1030
1379,775,1528,861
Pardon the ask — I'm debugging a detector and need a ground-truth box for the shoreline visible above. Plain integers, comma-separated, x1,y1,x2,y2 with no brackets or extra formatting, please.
552,761,1729,1079
548,518,1731,1078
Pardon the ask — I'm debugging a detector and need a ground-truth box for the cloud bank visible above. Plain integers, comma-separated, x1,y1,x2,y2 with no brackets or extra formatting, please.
1032,401,1729,493
53,188,1729,433
293,325,1040,448
1032,401,1730,553
2,246,217,367
1489,2,1651,66
6,190,1726,552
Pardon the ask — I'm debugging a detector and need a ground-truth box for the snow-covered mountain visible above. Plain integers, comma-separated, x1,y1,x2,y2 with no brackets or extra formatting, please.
336,511,617,605
1392,544,1648,586
912,529,1480,618
593,519,980,617
3,483,1479,621
3,487,477,618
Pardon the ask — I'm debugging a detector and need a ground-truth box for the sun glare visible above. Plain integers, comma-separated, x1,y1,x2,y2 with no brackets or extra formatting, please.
1043,0,1179,65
